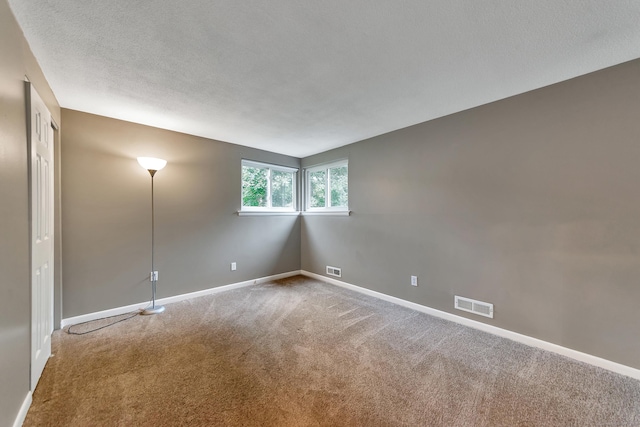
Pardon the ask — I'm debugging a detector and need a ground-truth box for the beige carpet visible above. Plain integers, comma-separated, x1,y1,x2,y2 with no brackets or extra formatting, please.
25,275,640,426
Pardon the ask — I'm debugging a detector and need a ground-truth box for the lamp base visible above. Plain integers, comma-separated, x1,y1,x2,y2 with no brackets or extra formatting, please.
141,305,165,315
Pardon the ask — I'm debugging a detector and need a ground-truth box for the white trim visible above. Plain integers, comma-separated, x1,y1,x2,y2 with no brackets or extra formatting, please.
237,211,300,216
302,211,351,216
304,159,348,173
61,270,302,327
59,268,640,380
299,270,640,381
241,159,298,173
12,391,32,427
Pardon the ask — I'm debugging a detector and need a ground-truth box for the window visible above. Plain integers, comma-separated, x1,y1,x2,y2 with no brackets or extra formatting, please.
241,160,297,212
306,160,348,211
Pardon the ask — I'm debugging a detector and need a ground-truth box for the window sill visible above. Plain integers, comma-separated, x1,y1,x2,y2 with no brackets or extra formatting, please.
237,211,300,216
301,211,351,216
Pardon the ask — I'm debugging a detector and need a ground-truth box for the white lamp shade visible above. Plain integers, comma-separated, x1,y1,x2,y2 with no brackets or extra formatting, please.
137,157,167,171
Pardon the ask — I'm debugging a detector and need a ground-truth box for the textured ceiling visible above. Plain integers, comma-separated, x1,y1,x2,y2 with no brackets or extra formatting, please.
8,1,640,157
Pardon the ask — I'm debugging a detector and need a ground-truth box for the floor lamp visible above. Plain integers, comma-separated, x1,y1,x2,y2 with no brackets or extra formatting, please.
137,157,167,315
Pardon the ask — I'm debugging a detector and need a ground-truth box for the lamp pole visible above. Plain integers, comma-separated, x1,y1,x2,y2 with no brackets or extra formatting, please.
138,157,167,315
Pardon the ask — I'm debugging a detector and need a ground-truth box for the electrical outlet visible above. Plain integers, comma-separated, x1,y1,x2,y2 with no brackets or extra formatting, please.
150,271,158,281
411,275,418,287
231,262,237,271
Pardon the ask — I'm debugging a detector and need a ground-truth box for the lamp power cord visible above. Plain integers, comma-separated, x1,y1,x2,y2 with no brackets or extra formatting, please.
65,300,153,335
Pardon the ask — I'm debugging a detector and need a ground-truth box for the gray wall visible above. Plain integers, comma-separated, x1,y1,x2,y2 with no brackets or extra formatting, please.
0,0,61,425
302,58,640,370
61,110,301,318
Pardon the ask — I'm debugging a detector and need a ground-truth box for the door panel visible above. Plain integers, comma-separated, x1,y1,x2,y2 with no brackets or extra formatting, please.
30,85,54,392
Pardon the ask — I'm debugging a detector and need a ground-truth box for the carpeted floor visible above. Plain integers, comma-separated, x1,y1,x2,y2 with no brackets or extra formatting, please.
25,275,640,426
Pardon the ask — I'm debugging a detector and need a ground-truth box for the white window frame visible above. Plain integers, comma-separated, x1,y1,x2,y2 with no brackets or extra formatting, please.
305,159,349,212
241,160,298,213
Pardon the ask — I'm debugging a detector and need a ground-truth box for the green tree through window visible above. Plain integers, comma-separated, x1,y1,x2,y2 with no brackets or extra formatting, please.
242,165,268,207
309,170,325,208
329,165,348,207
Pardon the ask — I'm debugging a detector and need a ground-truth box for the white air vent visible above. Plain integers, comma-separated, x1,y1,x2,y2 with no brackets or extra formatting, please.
326,266,342,277
454,295,494,318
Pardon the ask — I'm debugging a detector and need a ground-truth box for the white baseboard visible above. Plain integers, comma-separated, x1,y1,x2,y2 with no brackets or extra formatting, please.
61,270,302,328
60,269,640,380
300,270,640,381
12,391,32,427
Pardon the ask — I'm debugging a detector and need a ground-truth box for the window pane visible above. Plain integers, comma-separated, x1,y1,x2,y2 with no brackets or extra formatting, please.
309,170,326,208
271,170,294,208
329,166,348,207
242,165,268,207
